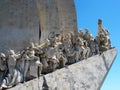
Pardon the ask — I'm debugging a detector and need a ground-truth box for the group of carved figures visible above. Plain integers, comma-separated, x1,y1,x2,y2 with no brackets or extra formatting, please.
0,19,112,89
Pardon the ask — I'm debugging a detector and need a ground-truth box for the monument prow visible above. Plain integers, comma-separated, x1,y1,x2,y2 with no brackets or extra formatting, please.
0,0,117,90
7,48,117,90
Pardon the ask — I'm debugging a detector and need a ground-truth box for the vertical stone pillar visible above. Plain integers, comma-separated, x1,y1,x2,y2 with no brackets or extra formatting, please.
37,0,60,42
57,0,77,33
37,0,77,42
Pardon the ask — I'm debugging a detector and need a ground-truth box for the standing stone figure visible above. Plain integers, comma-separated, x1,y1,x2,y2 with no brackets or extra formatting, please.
46,46,59,72
79,30,84,38
56,44,68,68
89,39,96,56
97,19,105,36
0,53,7,85
39,48,49,74
83,42,90,59
8,50,18,77
20,54,29,82
48,32,56,47
62,33,76,64
7,50,22,87
83,29,94,45
83,29,90,41
96,19,111,51
74,36,84,61
24,43,42,80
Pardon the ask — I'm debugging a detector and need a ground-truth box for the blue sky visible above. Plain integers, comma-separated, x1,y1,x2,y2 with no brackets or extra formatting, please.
74,0,120,90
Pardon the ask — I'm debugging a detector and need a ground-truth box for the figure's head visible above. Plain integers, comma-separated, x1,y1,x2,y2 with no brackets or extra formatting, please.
105,29,110,35
64,33,69,39
29,42,35,49
79,30,83,33
0,53,5,58
34,43,39,47
22,54,28,59
9,50,15,55
48,32,55,40
85,29,89,33
98,19,102,25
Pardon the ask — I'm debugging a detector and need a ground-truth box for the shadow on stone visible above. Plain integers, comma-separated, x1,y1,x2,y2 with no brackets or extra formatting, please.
42,76,49,90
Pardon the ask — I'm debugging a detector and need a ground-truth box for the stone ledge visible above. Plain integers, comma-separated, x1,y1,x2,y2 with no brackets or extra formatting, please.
7,48,117,90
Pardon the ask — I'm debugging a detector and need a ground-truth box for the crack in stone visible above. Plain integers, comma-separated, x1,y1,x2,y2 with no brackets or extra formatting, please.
102,54,108,70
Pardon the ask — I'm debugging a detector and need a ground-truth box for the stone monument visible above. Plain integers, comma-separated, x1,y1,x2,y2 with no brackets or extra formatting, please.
0,0,117,90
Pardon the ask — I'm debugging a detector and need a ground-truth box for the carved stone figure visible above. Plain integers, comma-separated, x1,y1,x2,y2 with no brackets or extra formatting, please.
0,19,112,89
34,44,49,74
83,29,94,45
24,43,42,80
56,44,67,68
46,47,59,72
79,30,84,38
95,44,100,55
104,29,111,48
96,19,111,51
82,41,90,59
89,39,96,56
62,33,72,48
39,49,49,74
97,19,105,36
48,32,56,47
83,29,90,41
7,50,18,77
62,33,77,64
0,53,7,85
74,36,84,61
5,50,22,88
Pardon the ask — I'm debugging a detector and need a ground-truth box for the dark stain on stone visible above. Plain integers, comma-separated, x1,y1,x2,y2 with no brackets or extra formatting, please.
81,82,90,90
95,65,104,71
42,76,49,90
88,75,97,81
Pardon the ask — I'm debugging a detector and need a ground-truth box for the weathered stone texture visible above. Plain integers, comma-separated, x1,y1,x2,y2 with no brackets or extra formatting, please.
57,0,77,33
7,48,117,90
0,0,39,53
37,0,60,42
0,0,77,52
37,0,77,42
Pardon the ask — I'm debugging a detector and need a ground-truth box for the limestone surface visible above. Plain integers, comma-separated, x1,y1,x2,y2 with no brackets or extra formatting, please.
0,0,39,52
7,48,117,90
0,0,77,52
37,0,77,42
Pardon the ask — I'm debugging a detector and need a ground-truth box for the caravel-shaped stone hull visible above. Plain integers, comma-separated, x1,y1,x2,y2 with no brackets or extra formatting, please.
7,48,117,90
